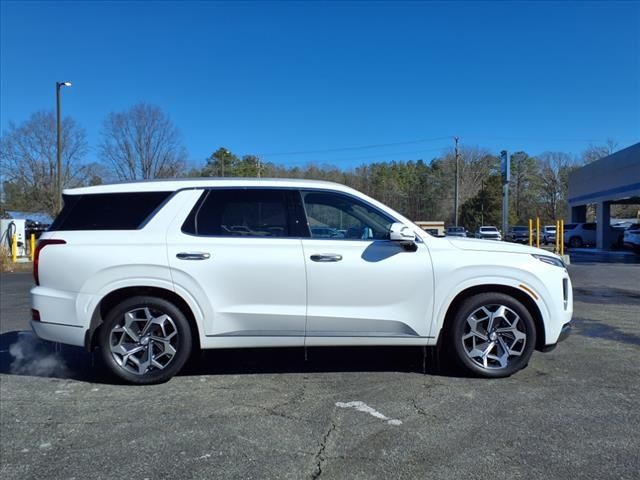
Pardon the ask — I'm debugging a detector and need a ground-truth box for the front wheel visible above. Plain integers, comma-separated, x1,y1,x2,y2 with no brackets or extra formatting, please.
98,296,193,384
450,293,536,378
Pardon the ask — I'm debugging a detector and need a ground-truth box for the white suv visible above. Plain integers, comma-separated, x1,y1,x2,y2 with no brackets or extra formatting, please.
31,179,573,384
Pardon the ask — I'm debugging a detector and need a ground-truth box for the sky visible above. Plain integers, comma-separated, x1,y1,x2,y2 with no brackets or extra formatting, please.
1,1,639,169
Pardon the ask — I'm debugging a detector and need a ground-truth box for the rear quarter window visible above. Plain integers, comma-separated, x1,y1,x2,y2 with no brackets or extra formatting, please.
49,192,171,231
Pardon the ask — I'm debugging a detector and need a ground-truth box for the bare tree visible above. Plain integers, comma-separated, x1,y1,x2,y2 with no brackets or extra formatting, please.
0,111,89,215
439,145,497,223
536,152,577,221
99,103,187,180
581,139,618,164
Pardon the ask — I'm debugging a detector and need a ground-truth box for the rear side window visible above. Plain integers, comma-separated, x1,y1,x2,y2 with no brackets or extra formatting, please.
182,189,306,237
49,192,171,231
583,223,596,231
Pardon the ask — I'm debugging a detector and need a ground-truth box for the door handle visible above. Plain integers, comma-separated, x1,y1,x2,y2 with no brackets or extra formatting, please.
176,252,211,260
310,253,343,262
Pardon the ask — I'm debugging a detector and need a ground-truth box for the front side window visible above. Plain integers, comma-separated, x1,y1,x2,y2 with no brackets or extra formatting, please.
183,189,297,237
301,190,394,240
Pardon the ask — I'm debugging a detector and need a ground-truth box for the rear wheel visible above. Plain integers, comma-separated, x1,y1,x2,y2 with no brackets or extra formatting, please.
450,293,536,378
569,236,583,248
98,296,192,384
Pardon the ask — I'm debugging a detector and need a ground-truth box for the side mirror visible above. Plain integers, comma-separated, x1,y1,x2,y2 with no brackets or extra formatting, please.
389,222,416,242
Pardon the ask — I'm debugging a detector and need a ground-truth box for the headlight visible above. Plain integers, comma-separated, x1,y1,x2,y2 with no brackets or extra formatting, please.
532,254,565,268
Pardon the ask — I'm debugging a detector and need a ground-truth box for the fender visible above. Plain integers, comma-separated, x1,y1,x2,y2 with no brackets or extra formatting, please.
429,271,553,341
81,274,209,350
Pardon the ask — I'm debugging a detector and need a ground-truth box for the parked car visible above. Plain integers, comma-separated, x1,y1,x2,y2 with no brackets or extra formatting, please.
506,226,530,243
563,222,595,248
445,226,467,237
563,222,625,248
623,223,640,253
475,225,502,241
32,179,572,384
542,225,556,245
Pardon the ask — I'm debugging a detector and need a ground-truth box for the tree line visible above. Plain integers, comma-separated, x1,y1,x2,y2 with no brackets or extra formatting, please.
0,102,630,230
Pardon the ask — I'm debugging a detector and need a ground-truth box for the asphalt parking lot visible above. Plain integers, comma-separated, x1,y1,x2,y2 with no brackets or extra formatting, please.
1,263,639,479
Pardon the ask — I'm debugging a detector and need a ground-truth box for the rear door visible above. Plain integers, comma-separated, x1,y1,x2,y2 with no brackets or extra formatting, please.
166,188,308,342
299,189,434,341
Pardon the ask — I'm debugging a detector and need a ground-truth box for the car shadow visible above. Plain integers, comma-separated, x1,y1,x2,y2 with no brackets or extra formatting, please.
0,330,466,384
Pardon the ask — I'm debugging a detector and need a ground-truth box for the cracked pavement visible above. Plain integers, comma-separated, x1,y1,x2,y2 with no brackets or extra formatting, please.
1,263,639,479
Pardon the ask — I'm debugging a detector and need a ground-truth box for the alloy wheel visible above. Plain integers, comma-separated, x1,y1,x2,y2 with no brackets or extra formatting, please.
109,307,179,375
461,304,527,370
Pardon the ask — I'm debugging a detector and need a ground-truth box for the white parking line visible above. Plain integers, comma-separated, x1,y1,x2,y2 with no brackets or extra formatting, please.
335,401,402,425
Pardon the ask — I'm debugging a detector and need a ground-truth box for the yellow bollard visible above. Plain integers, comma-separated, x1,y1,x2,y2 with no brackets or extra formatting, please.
11,234,17,263
555,220,560,254
560,219,564,257
536,217,540,248
30,233,36,262
529,218,533,246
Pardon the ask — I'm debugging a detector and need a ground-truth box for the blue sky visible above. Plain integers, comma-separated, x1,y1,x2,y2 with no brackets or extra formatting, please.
1,1,639,168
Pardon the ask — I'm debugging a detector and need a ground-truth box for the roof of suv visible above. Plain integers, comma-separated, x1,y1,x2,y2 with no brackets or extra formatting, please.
64,178,349,195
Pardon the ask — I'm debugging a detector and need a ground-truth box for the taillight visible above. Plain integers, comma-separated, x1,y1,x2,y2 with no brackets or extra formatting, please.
33,239,66,286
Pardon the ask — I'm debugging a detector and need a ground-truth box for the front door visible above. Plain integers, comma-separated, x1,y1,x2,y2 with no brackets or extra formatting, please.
299,190,434,341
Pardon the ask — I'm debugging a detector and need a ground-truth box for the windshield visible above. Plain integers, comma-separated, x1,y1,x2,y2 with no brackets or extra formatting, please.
512,227,528,232
480,227,498,232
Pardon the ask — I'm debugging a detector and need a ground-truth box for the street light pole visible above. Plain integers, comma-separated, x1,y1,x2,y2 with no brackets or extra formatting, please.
56,81,72,212
454,136,460,227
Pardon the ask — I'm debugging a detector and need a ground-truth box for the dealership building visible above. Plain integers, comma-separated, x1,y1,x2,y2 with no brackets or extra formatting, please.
568,142,640,249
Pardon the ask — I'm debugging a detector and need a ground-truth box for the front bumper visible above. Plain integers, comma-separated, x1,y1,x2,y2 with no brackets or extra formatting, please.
540,321,571,352
558,321,572,342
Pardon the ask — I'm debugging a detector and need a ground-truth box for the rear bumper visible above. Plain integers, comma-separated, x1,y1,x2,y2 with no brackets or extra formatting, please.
30,319,86,347
31,286,92,347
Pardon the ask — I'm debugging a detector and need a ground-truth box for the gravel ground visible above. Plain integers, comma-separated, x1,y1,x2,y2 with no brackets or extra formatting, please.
1,264,639,479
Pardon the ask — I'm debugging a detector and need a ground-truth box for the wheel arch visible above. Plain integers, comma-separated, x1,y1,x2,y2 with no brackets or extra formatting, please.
438,284,546,351
85,286,201,352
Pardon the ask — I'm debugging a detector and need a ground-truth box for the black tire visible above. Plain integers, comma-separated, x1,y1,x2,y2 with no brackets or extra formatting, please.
569,236,583,248
98,296,193,384
449,292,536,378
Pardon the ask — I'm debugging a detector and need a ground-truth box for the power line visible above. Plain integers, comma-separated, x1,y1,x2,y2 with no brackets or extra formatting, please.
259,136,452,157
461,135,637,144
251,134,634,161
270,145,451,165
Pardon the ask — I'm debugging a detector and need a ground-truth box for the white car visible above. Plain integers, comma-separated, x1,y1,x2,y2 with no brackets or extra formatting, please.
623,224,640,253
31,179,572,384
542,225,556,245
475,226,502,241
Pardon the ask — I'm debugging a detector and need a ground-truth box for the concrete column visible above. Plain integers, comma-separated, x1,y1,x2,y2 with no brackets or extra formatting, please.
571,205,587,223
596,201,611,250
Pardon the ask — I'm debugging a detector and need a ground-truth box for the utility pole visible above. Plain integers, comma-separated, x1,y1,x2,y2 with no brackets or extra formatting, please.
480,179,485,226
55,81,72,212
256,155,262,178
454,137,460,227
219,148,229,177
501,150,510,239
